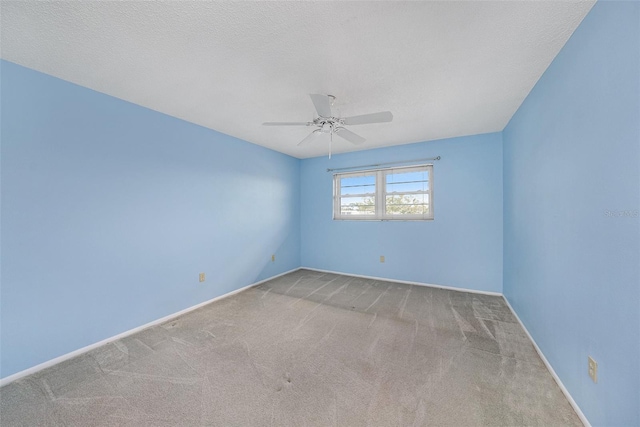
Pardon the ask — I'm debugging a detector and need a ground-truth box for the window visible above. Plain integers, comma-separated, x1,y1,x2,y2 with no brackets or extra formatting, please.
333,165,433,220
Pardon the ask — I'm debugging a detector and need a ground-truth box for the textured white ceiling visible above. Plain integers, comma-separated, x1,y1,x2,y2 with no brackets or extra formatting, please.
1,1,594,159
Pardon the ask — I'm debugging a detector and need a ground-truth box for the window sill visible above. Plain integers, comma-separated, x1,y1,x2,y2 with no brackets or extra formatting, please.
333,218,434,222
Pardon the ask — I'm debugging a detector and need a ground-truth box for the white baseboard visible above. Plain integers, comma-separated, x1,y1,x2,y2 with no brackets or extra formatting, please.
300,266,502,296
0,268,300,387
502,296,591,427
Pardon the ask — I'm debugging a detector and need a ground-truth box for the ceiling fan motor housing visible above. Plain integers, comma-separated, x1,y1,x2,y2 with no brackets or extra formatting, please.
316,117,342,133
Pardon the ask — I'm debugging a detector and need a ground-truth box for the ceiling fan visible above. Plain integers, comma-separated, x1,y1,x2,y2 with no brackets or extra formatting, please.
263,94,393,157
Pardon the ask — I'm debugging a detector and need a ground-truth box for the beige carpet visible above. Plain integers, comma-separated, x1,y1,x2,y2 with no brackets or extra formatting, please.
0,269,581,426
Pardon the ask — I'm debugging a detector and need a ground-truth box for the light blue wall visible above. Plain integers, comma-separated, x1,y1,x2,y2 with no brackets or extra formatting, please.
300,133,503,293
0,60,300,378
503,1,640,425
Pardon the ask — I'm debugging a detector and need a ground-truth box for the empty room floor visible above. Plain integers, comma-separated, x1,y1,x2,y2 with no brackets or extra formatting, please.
0,269,581,426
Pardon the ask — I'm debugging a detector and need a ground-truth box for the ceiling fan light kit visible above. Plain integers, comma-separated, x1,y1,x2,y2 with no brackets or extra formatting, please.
263,94,393,157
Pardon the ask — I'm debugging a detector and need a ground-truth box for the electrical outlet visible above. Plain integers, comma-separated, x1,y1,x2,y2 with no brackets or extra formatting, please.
271,254,275,262
199,273,205,282
588,356,597,383
380,255,385,263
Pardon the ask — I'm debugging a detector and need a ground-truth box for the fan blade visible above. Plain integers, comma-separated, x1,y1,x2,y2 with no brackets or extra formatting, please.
342,111,393,125
263,122,311,126
335,127,366,145
297,130,322,146
309,94,333,118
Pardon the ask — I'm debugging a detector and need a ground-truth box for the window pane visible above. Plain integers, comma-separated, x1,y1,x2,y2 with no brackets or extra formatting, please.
386,170,429,193
386,181,428,193
385,194,429,215
340,174,376,197
385,204,429,215
386,193,429,204
340,184,376,196
341,174,375,185
340,196,376,215
386,170,428,184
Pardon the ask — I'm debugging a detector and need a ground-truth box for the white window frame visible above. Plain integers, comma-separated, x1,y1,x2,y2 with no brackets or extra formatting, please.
332,170,379,220
333,164,434,221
